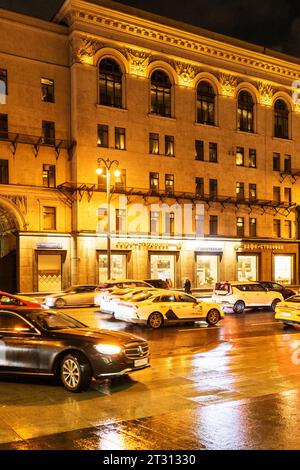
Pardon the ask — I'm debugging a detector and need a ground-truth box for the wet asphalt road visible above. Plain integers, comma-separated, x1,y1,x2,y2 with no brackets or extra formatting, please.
1,306,300,450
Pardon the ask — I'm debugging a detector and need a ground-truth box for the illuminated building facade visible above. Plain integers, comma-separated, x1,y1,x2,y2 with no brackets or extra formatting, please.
1,0,300,292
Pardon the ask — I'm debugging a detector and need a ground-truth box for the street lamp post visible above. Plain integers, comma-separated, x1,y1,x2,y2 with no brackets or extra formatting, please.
96,157,120,280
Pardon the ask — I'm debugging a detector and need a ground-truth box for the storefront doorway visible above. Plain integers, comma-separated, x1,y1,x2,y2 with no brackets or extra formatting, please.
98,253,127,282
274,255,294,285
237,254,258,281
150,254,175,286
196,254,219,289
37,254,62,292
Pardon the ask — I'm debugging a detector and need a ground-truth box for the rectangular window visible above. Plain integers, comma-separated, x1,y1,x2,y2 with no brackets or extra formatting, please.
165,212,175,236
236,182,245,200
274,255,293,285
0,69,7,96
249,149,257,168
0,114,8,139
236,147,244,166
43,206,56,230
150,211,160,234
196,255,219,289
273,219,281,238
273,153,280,171
115,127,126,150
209,179,218,198
115,169,126,191
249,183,257,201
237,255,258,281
97,124,109,148
42,164,56,188
42,121,55,145
237,217,244,237
150,172,159,192
195,177,204,197
97,167,107,190
116,209,126,234
249,218,257,237
209,215,218,235
165,135,175,156
41,78,54,103
284,187,292,203
0,159,8,184
195,140,204,161
285,220,292,239
273,186,281,202
209,142,218,162
196,213,204,237
149,133,159,154
284,155,292,172
165,174,174,194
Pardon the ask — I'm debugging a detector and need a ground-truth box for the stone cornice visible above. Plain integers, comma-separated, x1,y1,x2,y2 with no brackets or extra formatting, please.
54,0,300,82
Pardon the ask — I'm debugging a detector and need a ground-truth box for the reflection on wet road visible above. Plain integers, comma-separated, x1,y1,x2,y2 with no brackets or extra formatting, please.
1,307,300,449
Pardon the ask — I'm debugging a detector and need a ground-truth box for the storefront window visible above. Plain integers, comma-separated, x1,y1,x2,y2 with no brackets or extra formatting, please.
274,255,293,285
150,254,175,286
99,254,127,282
237,255,258,281
196,255,219,289
38,254,62,292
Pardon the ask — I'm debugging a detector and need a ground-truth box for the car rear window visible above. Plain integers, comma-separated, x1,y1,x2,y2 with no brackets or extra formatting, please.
284,295,300,303
215,283,231,292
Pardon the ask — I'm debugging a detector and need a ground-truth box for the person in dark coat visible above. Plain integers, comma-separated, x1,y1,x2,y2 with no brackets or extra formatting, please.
184,278,191,294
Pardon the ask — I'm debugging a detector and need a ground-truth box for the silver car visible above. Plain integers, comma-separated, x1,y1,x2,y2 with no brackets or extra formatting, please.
44,285,97,308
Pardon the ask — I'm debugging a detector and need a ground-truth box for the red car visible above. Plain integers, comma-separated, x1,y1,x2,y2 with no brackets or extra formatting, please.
0,291,43,309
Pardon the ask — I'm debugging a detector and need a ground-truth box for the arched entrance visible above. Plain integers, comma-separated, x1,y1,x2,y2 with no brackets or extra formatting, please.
0,196,26,293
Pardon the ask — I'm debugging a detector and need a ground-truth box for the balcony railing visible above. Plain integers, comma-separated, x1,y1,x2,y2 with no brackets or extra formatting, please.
279,168,300,183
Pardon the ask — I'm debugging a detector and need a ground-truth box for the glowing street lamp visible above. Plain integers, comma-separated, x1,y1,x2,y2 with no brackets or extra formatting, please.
96,157,120,280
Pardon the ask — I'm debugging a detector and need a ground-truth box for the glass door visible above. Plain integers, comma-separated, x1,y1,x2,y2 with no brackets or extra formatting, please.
99,254,127,282
196,255,219,289
38,254,62,292
150,254,175,286
237,255,258,281
274,255,293,285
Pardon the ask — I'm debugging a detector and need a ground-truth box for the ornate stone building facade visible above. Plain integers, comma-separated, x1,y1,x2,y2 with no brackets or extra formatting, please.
1,0,300,292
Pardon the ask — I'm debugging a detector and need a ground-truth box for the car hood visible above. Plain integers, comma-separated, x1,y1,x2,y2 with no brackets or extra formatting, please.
50,328,147,345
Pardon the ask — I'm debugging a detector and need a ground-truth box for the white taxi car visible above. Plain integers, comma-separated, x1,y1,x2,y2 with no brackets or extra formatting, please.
212,281,283,313
94,280,152,307
100,287,162,315
114,291,224,329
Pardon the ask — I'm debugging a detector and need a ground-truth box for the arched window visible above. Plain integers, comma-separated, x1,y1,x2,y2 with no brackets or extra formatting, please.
150,70,171,117
238,90,254,132
274,99,289,139
99,58,122,108
196,81,215,125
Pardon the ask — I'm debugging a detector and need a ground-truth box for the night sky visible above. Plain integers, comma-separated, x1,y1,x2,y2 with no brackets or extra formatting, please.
0,0,300,56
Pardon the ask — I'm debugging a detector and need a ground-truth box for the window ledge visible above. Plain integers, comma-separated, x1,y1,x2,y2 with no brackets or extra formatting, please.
147,113,176,122
272,136,293,143
236,130,258,136
96,104,128,113
194,122,219,129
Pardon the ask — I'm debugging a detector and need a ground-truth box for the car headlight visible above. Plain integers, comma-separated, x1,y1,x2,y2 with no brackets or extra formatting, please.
94,344,122,355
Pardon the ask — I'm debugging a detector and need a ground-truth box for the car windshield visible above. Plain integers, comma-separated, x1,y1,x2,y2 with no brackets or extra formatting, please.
26,311,86,330
285,296,300,303
64,286,77,293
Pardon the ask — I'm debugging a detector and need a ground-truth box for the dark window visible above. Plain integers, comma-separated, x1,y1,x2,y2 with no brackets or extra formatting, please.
273,153,280,171
284,187,292,203
150,70,171,117
165,135,174,156
209,142,218,162
97,124,109,147
0,69,7,96
249,149,257,168
273,186,281,202
0,312,30,332
195,140,204,161
178,294,195,303
0,114,8,139
150,211,160,234
236,147,244,166
209,179,218,198
99,58,122,108
273,219,281,237
165,212,174,236
165,174,174,194
159,295,176,303
209,215,218,235
41,78,54,102
195,177,204,197
43,206,56,230
237,217,244,237
115,169,126,191
149,133,159,154
115,127,126,150
274,99,289,139
249,183,257,201
0,160,8,184
285,220,292,238
197,81,215,125
238,91,254,132
249,218,257,237
42,121,55,145
284,155,292,172
116,209,126,234
150,172,159,192
236,182,245,200
42,164,56,188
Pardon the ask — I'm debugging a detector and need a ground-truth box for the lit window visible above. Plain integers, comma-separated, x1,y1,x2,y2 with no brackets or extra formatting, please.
149,133,159,154
236,182,244,200
115,127,126,150
99,58,122,108
237,217,244,237
236,147,244,166
42,164,56,188
150,70,171,117
165,174,174,194
165,135,174,156
97,124,109,147
197,81,215,125
150,211,160,234
238,91,254,132
249,218,257,237
41,78,54,102
249,149,256,168
150,172,159,192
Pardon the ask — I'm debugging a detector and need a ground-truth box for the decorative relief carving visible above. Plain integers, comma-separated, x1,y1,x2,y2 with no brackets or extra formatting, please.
70,36,102,64
125,48,150,76
219,73,238,97
1,195,27,215
258,82,274,106
174,62,200,87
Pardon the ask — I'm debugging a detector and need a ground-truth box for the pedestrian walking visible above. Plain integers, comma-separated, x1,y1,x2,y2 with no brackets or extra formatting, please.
184,278,191,294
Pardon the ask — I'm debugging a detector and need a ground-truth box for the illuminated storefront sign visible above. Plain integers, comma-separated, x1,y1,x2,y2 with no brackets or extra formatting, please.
36,243,63,250
114,241,182,250
236,243,284,251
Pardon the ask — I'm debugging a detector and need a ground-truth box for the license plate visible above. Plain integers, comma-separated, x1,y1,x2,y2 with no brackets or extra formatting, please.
134,358,148,367
281,313,291,317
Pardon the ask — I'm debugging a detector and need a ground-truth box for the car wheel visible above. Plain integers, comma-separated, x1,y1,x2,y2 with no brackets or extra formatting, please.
206,309,221,326
233,300,245,314
60,353,91,393
271,298,281,312
55,298,66,308
147,312,164,329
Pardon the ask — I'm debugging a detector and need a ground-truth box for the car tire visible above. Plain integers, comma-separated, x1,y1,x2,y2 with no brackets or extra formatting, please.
147,312,164,329
206,309,221,326
55,298,66,308
60,353,92,393
271,298,281,312
233,300,245,314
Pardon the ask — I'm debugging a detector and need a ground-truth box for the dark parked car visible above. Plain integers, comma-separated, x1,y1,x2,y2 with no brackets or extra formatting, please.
0,308,150,392
258,281,296,300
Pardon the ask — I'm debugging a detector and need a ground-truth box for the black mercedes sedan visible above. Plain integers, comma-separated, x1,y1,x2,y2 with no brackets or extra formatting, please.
0,308,150,392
